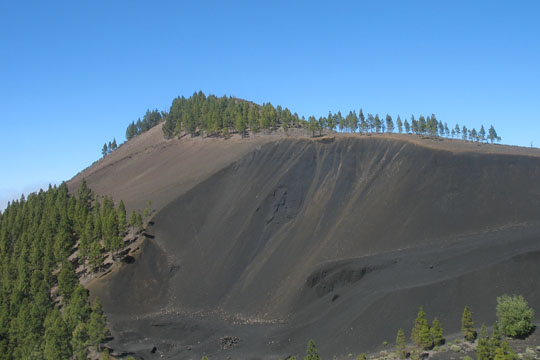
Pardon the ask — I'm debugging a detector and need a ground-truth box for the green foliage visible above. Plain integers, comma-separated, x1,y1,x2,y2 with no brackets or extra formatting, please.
71,322,89,360
89,241,103,272
127,109,163,140
430,318,444,346
494,341,518,360
119,91,504,147
101,138,119,157
357,354,367,360
490,323,502,354
117,200,127,234
477,325,491,360
461,306,476,342
0,182,115,359
88,298,109,350
305,339,321,360
201,357,209,360
396,328,407,358
43,309,71,360
411,306,433,349
477,322,519,360
100,347,110,360
496,294,534,337
58,261,78,299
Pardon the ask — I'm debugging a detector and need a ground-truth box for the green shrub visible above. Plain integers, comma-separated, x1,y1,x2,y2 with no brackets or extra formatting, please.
463,356,473,360
450,344,461,352
496,295,534,337
357,353,367,360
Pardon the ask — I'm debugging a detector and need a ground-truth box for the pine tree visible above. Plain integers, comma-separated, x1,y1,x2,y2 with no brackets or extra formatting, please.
412,307,432,349
498,340,518,360
479,125,486,143
89,241,102,272
43,309,71,360
135,212,143,231
404,119,410,134
374,114,382,133
71,322,89,360
235,112,246,136
65,285,91,332
461,306,476,342
419,322,433,350
367,114,374,132
88,299,109,351
129,209,137,228
359,109,367,133
307,116,318,137
471,128,478,142
101,144,108,157
117,200,127,234
305,339,321,360
476,325,491,360
162,116,176,139
455,124,461,137
396,115,403,133
58,261,78,299
386,114,394,133
488,125,498,144
396,328,407,358
430,318,444,346
490,323,502,354
494,346,506,360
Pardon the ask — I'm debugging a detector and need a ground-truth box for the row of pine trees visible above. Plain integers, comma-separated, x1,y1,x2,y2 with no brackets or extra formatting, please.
130,91,500,144
117,92,502,156
125,109,164,140
0,180,138,359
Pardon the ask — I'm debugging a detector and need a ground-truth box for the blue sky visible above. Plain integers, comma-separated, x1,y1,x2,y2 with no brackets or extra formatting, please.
1,1,539,209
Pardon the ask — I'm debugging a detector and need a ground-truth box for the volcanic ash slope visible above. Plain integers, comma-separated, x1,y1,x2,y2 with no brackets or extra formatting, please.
79,130,540,359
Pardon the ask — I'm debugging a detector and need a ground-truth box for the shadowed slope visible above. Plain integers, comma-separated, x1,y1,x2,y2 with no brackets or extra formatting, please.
85,134,540,359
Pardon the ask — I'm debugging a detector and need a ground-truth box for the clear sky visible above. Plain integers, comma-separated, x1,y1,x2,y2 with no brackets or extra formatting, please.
1,1,539,209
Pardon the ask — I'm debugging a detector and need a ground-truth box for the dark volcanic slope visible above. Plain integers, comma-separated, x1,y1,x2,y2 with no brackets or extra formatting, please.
86,135,540,359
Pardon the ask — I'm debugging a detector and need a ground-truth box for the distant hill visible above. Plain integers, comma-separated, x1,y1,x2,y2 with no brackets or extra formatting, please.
69,123,540,359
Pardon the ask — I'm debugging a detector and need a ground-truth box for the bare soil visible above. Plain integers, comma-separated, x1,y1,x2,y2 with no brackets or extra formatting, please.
68,126,540,359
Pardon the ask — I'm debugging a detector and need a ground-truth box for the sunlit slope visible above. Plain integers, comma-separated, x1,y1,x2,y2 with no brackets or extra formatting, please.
69,123,275,213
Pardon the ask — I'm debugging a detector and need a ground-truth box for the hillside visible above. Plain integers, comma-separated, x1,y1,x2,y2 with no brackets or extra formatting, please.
69,125,540,359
